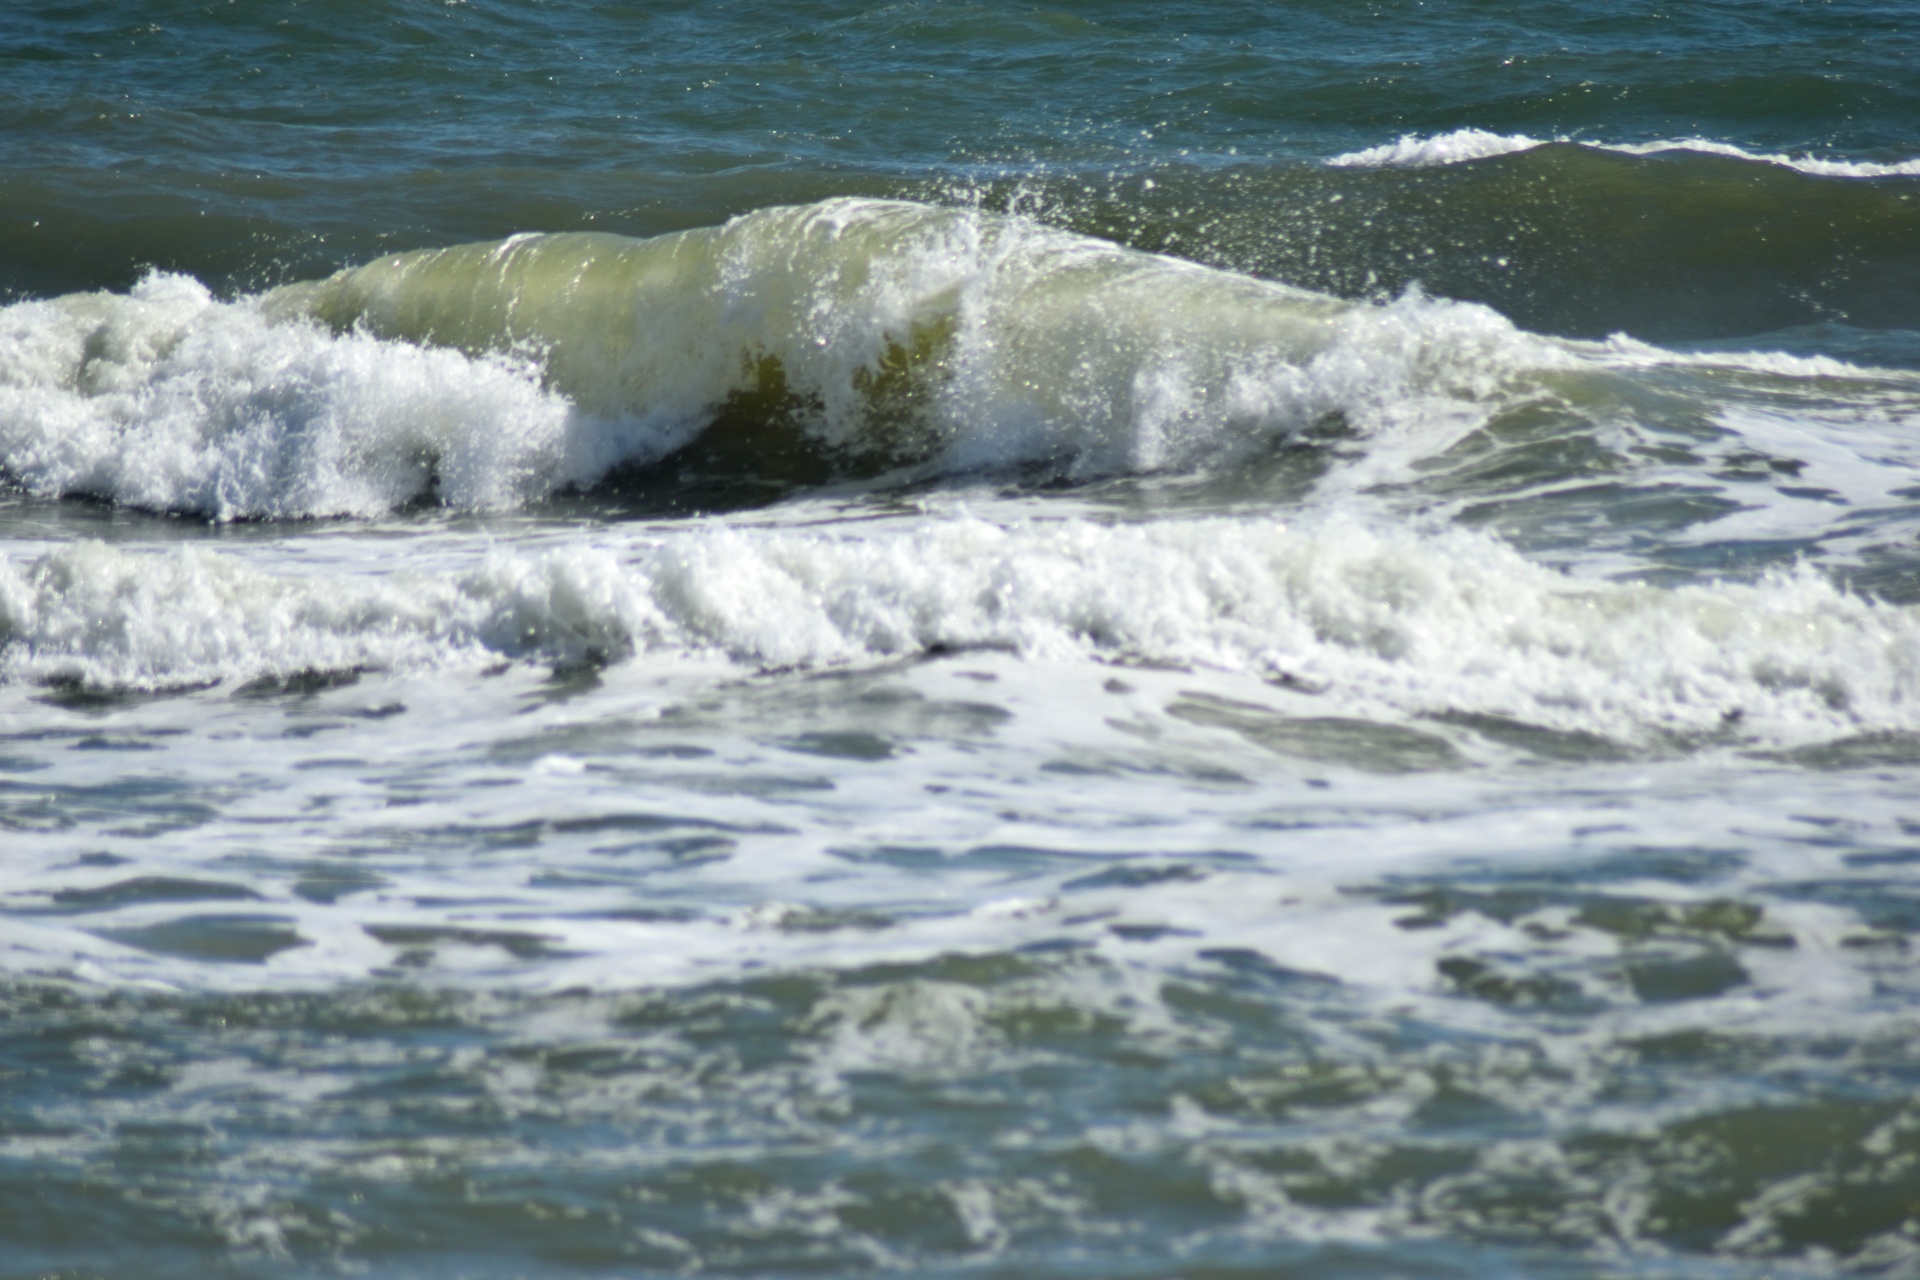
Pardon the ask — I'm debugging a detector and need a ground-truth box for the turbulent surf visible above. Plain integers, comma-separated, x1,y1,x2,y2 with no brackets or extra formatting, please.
5,2,1920,1278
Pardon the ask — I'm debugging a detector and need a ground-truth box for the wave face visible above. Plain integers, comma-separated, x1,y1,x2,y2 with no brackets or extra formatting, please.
6,518,1918,755
282,200,1576,479
0,199,1574,518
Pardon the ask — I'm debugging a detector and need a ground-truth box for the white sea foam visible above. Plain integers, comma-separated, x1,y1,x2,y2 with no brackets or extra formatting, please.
2,512,1914,1010
0,201,1577,518
0,273,593,520
2,643,1914,1012
4,514,1917,749
1590,331,1920,385
1328,129,1920,177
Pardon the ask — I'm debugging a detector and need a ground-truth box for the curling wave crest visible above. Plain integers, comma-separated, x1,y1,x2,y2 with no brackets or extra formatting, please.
4,516,1917,752
0,199,1573,518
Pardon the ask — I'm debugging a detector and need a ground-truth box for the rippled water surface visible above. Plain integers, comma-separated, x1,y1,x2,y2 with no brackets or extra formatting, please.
4,2,1920,1276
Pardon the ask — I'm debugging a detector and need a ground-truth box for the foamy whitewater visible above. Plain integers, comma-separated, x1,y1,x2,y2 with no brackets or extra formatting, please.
4,517,1919,746
7,196,1920,994
8,4,1920,1271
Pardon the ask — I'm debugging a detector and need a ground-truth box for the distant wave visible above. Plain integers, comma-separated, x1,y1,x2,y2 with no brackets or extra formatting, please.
1328,128,1920,177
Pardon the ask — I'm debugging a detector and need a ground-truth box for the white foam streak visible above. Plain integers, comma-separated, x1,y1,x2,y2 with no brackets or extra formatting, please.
1328,129,1920,177
1607,137,1920,177
5,516,1918,749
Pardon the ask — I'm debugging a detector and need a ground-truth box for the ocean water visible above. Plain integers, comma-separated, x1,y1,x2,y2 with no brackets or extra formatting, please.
5,2,1920,1276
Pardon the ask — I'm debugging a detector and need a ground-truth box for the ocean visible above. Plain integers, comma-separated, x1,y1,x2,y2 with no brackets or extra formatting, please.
4,2,1920,1276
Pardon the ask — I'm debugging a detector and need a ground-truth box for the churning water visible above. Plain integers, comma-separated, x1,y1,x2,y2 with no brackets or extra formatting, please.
5,3,1920,1276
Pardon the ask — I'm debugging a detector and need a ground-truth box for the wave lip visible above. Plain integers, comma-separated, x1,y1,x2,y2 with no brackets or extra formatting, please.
1328,129,1920,177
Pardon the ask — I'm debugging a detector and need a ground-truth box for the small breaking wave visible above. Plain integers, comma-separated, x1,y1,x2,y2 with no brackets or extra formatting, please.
1329,129,1920,177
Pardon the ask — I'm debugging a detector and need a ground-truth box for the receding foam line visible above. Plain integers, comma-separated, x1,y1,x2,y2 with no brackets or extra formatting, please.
1328,129,1920,177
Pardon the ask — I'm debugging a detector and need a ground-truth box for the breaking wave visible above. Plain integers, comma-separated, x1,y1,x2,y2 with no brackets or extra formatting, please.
0,199,1574,519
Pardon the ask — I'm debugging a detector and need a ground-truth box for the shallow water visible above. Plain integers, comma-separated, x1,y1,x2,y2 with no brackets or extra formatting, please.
4,2,1920,1276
